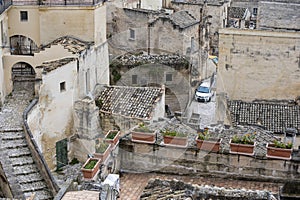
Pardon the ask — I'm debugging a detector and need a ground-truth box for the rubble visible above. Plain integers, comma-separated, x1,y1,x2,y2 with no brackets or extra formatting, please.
141,178,276,199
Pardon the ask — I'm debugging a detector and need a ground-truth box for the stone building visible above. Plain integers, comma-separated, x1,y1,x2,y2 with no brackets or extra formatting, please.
0,0,109,170
215,28,300,124
96,85,165,134
108,8,199,56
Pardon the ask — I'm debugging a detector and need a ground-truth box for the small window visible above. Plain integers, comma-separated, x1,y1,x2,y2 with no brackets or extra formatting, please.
132,75,137,84
253,8,258,16
20,11,28,21
129,29,135,40
60,82,66,92
166,74,172,82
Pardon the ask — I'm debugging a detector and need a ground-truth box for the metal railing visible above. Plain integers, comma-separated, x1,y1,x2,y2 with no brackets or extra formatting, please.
0,0,105,15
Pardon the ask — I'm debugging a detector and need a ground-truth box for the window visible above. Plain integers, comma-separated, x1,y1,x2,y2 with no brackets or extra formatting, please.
253,8,258,16
166,74,172,82
86,69,90,93
132,75,137,84
129,29,135,40
20,11,28,21
60,82,66,92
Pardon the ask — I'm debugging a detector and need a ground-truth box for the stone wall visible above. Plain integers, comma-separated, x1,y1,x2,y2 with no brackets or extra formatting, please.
217,29,300,101
216,29,300,123
119,140,300,182
0,163,13,198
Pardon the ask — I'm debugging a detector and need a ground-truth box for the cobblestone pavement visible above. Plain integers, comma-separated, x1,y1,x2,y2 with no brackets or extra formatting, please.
120,173,283,200
0,90,34,130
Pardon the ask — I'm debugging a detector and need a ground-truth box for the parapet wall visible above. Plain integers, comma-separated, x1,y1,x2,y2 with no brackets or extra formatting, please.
120,139,300,182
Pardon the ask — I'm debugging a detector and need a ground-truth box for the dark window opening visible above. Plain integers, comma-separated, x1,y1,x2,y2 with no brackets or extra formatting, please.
129,29,135,40
20,11,28,21
166,74,172,82
132,75,137,84
60,82,66,92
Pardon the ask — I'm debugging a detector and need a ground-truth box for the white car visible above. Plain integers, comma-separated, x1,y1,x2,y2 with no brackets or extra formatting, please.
195,81,213,102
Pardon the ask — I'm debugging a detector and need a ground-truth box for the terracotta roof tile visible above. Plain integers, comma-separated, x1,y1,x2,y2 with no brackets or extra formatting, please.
97,86,163,120
36,57,76,73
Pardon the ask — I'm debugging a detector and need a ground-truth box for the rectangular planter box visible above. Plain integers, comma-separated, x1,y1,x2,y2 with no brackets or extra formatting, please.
81,158,101,179
163,135,188,147
196,138,222,153
104,130,120,146
131,131,156,144
266,143,292,160
94,143,112,163
229,140,255,156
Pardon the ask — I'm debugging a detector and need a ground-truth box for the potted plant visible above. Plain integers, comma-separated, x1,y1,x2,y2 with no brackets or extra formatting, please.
104,130,120,146
94,140,111,163
131,123,156,144
196,128,222,152
81,157,101,179
162,129,188,147
230,133,256,156
266,140,293,160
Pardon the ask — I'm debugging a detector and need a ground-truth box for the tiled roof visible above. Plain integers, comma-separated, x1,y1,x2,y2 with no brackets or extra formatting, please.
229,100,300,133
140,178,276,199
228,7,247,19
36,57,76,73
41,36,93,54
97,86,163,119
150,10,199,29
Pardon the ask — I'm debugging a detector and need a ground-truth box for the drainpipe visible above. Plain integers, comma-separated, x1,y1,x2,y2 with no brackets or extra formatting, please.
148,24,151,55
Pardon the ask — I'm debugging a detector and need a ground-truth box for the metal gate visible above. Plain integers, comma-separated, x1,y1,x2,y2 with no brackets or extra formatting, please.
56,138,68,170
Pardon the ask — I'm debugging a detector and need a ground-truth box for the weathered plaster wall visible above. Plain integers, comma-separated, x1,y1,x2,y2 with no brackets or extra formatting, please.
39,7,95,45
120,140,300,182
28,61,77,169
141,0,162,10
8,7,41,46
78,42,109,97
2,44,75,96
94,4,107,46
0,12,10,105
217,29,300,101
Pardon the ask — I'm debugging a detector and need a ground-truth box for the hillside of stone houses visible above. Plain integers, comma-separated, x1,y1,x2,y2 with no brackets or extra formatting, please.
0,0,300,199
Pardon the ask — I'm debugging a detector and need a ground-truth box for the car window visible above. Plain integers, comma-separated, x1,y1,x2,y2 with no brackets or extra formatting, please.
197,86,210,93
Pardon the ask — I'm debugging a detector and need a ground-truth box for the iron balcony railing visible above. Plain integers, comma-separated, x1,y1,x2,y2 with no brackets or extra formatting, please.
0,0,105,15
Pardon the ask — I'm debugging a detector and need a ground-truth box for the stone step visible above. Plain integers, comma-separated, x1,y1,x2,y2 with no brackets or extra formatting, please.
24,190,53,200
10,156,34,167
1,133,25,140
18,172,44,184
13,164,38,175
8,148,31,158
2,138,28,149
20,181,47,193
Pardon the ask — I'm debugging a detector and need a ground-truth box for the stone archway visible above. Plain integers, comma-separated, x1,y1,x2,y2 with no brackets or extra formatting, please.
10,35,38,55
11,62,35,92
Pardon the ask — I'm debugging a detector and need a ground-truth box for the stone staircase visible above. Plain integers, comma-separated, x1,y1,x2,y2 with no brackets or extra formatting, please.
0,90,54,199
0,129,53,200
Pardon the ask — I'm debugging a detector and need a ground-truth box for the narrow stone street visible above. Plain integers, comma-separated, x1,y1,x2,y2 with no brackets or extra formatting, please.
0,90,53,199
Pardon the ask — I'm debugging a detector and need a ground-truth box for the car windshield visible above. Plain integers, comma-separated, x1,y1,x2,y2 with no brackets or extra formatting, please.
197,86,210,93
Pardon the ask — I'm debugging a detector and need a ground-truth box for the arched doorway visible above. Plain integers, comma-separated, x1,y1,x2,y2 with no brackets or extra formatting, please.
10,35,38,55
11,62,35,92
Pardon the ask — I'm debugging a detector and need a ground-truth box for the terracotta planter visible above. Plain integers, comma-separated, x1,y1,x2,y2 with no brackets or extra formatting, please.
81,158,101,179
266,143,292,160
163,135,188,147
131,131,156,144
196,138,222,152
104,130,120,146
94,144,111,163
229,140,255,156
